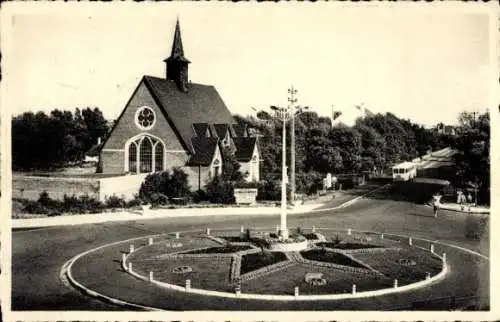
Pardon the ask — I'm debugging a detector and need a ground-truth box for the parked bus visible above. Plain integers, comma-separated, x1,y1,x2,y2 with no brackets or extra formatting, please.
392,161,417,181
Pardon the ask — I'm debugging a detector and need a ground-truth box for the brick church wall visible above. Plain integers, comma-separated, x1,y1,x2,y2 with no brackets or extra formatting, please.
101,81,188,174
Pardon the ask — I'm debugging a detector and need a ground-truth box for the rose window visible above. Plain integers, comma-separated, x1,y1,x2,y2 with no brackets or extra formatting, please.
135,107,156,130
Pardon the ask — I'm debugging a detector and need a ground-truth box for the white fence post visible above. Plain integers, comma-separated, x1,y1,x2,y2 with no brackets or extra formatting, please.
393,279,398,288
352,284,356,294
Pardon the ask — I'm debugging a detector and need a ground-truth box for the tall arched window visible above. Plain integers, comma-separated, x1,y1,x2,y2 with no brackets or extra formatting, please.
127,135,165,174
129,143,138,174
155,143,164,172
139,137,153,173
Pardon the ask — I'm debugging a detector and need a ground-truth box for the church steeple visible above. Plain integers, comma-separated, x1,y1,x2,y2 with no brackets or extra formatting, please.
164,18,190,92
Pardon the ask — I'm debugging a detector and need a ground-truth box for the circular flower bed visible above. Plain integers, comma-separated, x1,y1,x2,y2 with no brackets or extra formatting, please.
172,266,193,274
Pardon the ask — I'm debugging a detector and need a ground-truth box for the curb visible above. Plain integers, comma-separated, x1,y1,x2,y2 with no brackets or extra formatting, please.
424,204,490,215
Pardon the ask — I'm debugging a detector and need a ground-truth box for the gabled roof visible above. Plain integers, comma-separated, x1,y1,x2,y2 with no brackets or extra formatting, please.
233,137,257,162
214,124,230,138
187,137,219,166
143,75,236,153
232,123,248,137
193,123,210,137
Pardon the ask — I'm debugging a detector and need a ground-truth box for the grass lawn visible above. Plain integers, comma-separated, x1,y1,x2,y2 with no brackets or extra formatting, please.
301,249,366,268
240,252,287,275
241,263,393,295
352,248,442,285
131,256,234,292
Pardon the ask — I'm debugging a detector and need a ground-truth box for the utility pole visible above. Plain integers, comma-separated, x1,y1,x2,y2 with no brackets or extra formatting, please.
288,86,297,205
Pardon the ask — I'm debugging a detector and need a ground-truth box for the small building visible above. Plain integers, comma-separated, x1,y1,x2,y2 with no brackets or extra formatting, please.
97,19,259,191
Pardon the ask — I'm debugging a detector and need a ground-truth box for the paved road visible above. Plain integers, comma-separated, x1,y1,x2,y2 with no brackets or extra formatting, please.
11,186,489,311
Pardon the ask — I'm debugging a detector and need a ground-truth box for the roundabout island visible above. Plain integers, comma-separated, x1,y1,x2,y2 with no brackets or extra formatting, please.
65,226,455,309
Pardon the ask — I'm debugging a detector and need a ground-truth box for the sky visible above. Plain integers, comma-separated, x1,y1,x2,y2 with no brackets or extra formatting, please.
2,3,496,127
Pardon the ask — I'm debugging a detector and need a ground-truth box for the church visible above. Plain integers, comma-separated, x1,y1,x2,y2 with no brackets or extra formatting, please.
98,20,260,190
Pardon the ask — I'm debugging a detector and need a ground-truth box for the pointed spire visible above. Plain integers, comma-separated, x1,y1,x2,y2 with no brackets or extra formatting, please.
167,18,190,63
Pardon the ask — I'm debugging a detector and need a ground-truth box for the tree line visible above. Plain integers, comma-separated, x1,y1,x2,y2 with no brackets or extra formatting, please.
12,106,489,204
12,108,109,171
236,111,454,180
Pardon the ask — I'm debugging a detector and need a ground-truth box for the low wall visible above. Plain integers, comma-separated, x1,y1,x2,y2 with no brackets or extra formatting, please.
13,175,100,200
13,173,148,202
98,173,148,201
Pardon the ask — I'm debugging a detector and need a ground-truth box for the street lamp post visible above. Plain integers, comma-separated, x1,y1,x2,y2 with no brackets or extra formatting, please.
288,87,297,205
267,87,307,240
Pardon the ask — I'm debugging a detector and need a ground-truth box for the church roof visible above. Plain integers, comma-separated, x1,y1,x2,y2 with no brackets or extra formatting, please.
233,137,257,162
143,75,236,154
187,137,219,166
214,123,230,138
232,123,248,137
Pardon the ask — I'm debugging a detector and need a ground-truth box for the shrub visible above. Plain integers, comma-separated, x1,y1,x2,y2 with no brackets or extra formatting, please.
139,168,190,203
105,195,127,208
191,189,208,203
126,194,142,208
205,176,235,204
256,179,281,201
22,199,50,214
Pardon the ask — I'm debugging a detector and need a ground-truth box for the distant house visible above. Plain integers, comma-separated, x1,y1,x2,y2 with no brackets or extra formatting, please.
436,123,456,136
97,19,259,190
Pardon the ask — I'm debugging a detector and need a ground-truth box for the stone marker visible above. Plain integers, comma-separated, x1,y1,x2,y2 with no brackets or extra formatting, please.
393,279,398,288
129,244,134,253
148,237,153,245
352,284,356,294
240,225,244,233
